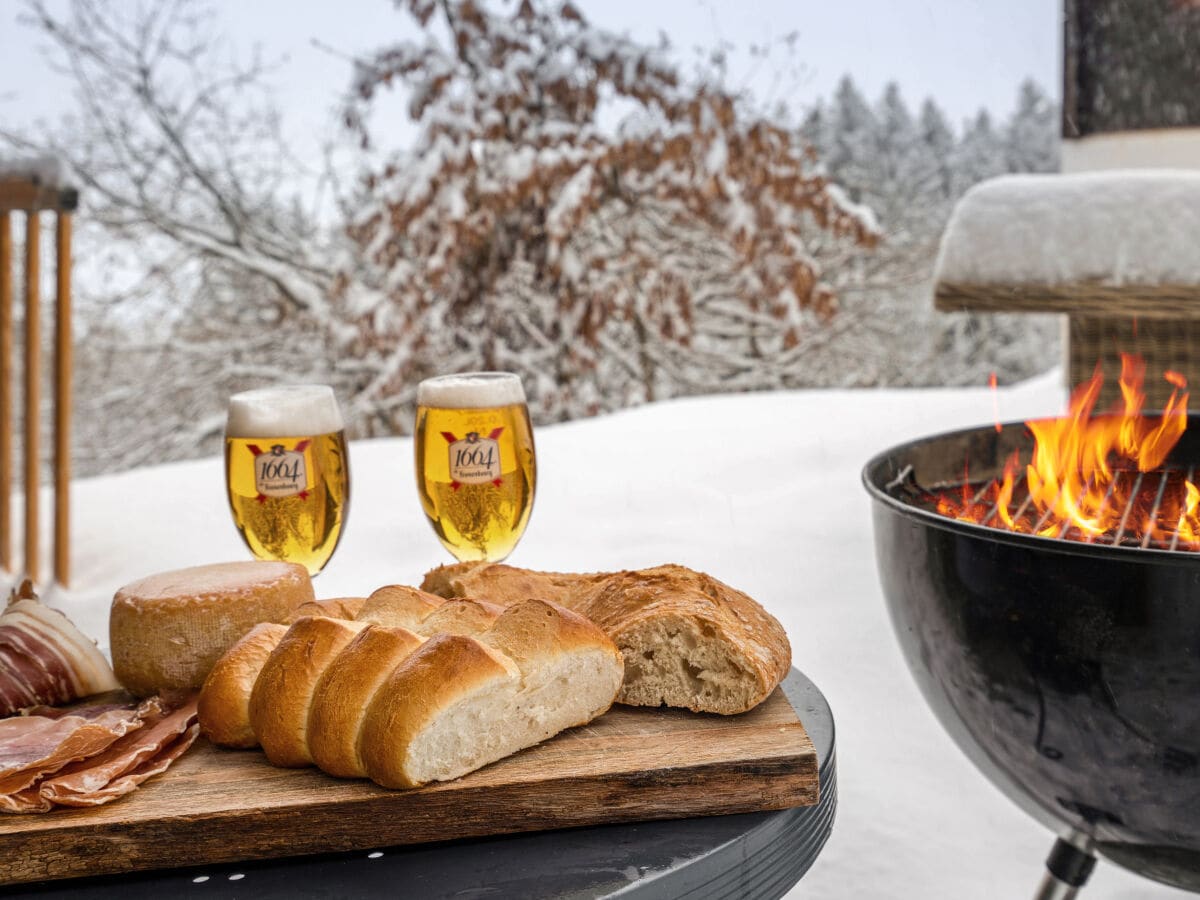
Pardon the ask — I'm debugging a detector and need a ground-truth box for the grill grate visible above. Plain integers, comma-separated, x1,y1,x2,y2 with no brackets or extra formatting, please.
889,463,1200,552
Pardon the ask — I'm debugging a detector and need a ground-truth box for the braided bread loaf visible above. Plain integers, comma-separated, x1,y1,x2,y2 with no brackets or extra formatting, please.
198,591,623,789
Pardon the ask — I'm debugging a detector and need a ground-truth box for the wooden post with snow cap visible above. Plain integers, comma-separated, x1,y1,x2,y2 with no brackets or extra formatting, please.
0,161,78,586
932,4,1200,410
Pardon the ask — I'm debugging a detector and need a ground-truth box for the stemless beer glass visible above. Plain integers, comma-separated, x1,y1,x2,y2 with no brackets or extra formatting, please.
225,385,350,576
415,372,536,562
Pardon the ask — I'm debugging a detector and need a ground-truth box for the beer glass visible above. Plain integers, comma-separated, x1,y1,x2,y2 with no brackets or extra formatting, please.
225,385,350,575
415,373,536,562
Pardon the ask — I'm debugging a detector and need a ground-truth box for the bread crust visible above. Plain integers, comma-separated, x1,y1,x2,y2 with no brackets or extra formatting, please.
287,597,367,624
110,561,314,697
201,596,622,789
420,562,790,714
249,616,367,767
483,597,621,677
307,625,425,778
360,633,519,789
418,598,504,637
198,622,289,749
356,585,443,629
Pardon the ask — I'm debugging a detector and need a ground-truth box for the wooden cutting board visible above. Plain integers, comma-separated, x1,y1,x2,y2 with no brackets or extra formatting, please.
0,688,816,886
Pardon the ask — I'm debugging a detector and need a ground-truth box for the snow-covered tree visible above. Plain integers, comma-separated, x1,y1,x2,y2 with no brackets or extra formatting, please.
1,0,362,465
952,110,1008,194
915,98,956,201
342,0,878,422
822,76,876,201
2,1,1064,475
798,78,1061,387
1004,79,1059,173
868,83,927,241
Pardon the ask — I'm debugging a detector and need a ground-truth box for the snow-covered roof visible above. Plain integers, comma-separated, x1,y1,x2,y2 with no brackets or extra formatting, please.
935,170,1200,288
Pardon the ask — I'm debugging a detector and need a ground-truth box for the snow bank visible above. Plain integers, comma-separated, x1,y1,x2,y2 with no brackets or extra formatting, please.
935,170,1200,287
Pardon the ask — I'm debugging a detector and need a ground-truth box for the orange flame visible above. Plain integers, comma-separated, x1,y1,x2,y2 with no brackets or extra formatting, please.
935,353,1198,548
989,372,1001,433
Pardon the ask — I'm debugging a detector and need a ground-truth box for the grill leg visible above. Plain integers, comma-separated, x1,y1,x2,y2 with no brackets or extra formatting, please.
1034,836,1096,900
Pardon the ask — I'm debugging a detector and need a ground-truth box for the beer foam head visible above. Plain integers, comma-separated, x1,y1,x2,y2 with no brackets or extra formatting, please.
417,372,526,409
226,385,344,437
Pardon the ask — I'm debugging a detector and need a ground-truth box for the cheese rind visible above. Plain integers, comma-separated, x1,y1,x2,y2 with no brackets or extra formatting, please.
110,561,314,697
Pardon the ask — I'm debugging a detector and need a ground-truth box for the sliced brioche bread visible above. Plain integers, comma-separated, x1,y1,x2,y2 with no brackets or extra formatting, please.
202,596,622,789
360,633,521,789
307,624,425,778
198,622,289,749
249,616,367,767
361,599,622,789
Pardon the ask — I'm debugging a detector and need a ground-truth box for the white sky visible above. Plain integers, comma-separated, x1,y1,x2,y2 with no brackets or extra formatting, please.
1,0,1060,165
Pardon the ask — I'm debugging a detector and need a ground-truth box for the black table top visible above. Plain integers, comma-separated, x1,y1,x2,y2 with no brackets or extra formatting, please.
11,669,836,900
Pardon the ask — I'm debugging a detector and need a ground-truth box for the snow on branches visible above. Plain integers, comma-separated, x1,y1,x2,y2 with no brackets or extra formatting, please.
344,0,878,419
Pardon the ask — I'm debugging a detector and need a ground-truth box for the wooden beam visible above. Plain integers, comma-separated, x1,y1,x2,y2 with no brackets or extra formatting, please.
54,213,71,586
935,280,1200,320
23,212,39,584
0,213,10,573
0,180,77,214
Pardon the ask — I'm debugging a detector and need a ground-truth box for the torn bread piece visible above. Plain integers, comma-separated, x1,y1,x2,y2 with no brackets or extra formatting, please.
421,562,790,715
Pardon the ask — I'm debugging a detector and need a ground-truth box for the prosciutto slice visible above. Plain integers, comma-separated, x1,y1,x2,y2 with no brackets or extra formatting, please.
0,584,199,814
39,699,198,804
0,696,199,813
0,699,153,795
0,581,119,717
50,723,199,808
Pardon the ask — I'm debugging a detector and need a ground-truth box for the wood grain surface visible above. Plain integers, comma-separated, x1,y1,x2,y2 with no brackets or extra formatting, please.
0,687,816,885
935,280,1200,318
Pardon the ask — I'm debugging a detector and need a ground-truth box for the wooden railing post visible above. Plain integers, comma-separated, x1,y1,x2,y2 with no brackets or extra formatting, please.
54,212,71,586
0,170,76,587
0,213,10,573
23,211,40,584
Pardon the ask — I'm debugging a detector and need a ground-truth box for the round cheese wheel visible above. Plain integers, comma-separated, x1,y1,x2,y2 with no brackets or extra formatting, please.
110,560,315,697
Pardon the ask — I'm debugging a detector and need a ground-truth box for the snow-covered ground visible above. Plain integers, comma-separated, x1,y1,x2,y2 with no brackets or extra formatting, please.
13,370,1196,898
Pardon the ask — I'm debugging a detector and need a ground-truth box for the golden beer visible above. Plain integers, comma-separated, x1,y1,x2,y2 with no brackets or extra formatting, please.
415,373,536,561
225,386,349,575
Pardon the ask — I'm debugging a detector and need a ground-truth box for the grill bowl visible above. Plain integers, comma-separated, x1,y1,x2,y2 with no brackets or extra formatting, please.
863,416,1200,891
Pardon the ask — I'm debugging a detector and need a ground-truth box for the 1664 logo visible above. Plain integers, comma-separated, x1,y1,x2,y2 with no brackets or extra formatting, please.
247,440,311,501
442,428,503,490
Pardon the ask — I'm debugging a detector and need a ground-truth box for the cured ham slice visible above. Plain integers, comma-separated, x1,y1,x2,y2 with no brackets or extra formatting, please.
0,581,119,717
0,699,153,795
0,783,50,813
51,723,199,808
39,699,198,805
0,696,199,813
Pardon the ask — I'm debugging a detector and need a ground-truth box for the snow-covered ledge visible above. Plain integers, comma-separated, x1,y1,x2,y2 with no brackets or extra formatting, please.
1062,128,1200,173
0,155,69,188
932,169,1200,403
933,170,1200,308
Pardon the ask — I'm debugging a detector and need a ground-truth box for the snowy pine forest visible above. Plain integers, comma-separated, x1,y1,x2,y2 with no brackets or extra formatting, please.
2,0,1061,476
797,77,1060,388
